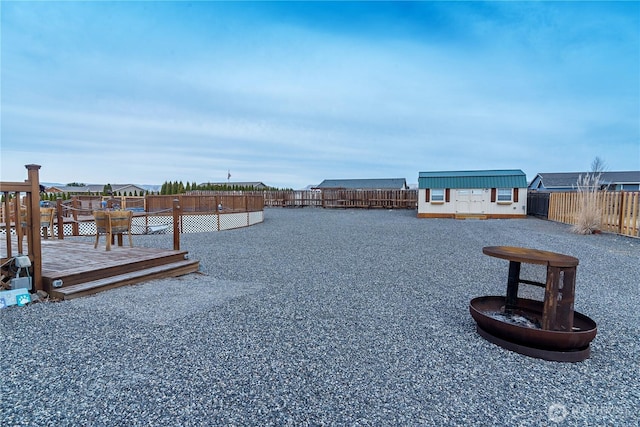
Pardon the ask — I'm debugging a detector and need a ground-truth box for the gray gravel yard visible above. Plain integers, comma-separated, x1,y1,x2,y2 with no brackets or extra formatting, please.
2,208,638,426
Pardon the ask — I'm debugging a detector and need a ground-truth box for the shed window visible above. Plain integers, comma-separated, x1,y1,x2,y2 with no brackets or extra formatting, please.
497,188,512,202
431,189,445,202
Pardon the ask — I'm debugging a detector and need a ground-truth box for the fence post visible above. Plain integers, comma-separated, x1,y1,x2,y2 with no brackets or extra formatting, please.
72,197,80,236
56,198,64,239
172,198,181,251
617,191,625,235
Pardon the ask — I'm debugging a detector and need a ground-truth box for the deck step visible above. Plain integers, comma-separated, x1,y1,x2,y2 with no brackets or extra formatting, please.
42,250,192,288
50,259,200,300
454,214,488,220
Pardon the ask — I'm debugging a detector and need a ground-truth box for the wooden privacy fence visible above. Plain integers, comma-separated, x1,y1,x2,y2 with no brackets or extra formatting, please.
263,191,323,207
319,189,417,209
40,191,415,211
549,191,640,238
187,190,417,209
262,190,417,209
147,194,263,213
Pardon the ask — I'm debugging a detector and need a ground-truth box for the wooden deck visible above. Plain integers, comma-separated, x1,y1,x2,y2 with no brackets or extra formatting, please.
3,238,200,300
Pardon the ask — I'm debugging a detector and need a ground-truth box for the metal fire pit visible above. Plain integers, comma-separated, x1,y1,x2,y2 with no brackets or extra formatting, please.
470,246,597,362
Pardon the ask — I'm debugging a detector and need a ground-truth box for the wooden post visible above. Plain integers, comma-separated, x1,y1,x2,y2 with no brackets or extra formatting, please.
631,193,640,237
505,261,520,312
3,192,12,258
172,198,181,251
72,197,80,236
618,191,625,235
56,198,64,239
244,195,248,225
25,164,44,292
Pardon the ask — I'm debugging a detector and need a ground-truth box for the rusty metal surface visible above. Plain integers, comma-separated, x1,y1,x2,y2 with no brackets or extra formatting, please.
483,246,579,267
469,296,597,353
475,326,591,363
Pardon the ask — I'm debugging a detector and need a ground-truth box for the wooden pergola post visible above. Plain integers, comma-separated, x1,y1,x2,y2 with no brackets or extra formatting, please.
26,164,44,292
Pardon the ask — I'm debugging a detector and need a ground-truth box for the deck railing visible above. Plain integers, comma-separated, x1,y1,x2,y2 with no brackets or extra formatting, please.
548,191,640,238
1,194,265,240
0,164,44,291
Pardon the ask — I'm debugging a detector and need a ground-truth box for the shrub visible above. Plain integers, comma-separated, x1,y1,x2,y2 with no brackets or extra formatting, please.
570,173,603,235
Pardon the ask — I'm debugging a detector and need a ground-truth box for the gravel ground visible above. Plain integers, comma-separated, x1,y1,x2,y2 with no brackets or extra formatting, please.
1,208,638,426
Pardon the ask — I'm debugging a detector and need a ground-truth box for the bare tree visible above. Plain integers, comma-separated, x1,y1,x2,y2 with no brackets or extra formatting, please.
590,156,606,174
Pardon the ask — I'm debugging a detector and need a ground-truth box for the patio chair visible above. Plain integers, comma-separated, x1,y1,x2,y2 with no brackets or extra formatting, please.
109,210,133,249
93,210,133,251
40,207,55,238
93,211,112,251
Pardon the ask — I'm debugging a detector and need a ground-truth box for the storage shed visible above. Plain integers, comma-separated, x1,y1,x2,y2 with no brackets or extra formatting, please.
418,170,528,219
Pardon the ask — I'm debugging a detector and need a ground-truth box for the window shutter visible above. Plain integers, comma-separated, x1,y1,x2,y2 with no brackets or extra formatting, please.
491,188,496,203
425,188,430,202
445,188,450,202
513,188,519,203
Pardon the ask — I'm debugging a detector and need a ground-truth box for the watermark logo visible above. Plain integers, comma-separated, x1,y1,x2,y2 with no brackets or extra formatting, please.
548,403,569,423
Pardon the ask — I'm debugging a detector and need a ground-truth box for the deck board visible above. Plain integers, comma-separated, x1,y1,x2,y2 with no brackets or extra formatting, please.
39,239,186,276
2,237,199,297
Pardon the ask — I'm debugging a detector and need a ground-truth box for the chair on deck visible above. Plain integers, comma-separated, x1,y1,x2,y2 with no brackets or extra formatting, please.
93,210,133,251
40,207,55,238
19,206,55,238
93,211,112,251
109,210,133,249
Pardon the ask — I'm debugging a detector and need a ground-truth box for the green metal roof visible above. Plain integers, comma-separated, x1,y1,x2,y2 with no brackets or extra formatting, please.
418,170,527,189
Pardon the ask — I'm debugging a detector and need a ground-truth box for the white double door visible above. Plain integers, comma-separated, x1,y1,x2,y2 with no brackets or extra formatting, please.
455,189,486,214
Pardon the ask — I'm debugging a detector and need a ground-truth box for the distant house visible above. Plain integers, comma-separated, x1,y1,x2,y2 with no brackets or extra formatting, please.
45,186,67,194
314,178,408,190
528,171,640,192
418,170,528,219
199,182,268,190
46,184,147,195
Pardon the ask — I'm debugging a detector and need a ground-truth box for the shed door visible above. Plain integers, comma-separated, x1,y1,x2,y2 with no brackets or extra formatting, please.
456,189,485,213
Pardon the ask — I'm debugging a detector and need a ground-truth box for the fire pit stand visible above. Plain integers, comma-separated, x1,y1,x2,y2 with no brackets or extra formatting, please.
470,246,597,362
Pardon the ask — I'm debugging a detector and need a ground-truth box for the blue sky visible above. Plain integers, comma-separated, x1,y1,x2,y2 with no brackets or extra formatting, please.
2,1,638,189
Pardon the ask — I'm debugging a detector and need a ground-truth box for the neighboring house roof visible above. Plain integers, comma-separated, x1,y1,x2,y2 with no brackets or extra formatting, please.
199,181,268,189
529,171,640,191
46,186,66,193
418,170,527,189
54,184,147,194
315,178,408,190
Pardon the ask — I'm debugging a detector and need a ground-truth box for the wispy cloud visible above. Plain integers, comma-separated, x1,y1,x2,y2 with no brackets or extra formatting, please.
2,2,638,188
